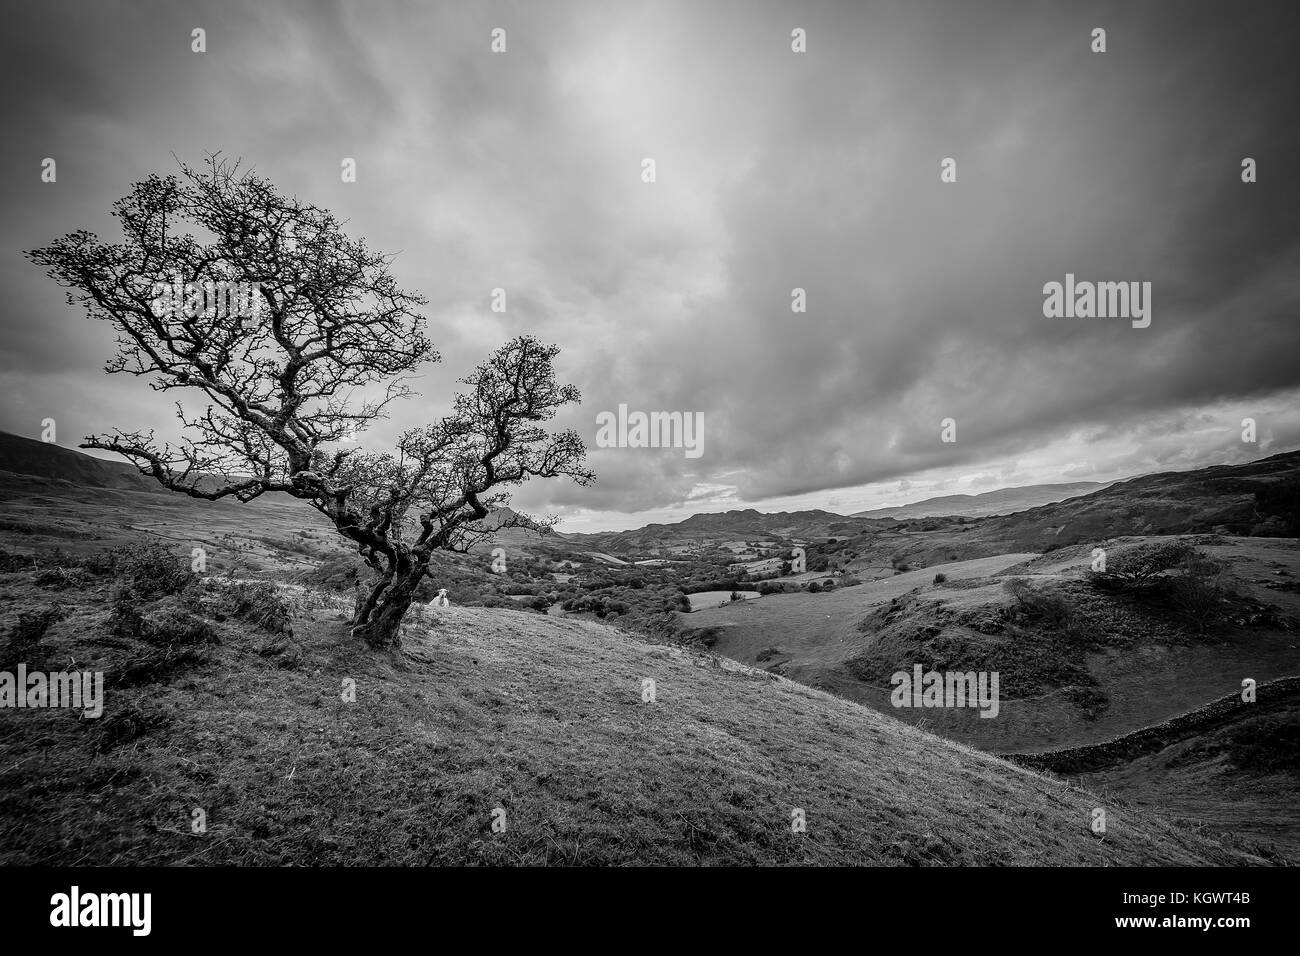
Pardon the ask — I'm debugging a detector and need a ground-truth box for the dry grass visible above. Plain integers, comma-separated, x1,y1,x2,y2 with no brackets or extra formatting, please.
0,571,1263,866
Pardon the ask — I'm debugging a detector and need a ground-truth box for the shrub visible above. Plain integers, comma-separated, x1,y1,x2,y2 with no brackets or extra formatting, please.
1003,577,1074,629
108,596,146,638
677,626,721,650
807,582,822,593
1165,554,1231,633
34,565,92,589
76,549,121,575
140,605,218,647
933,573,948,584
109,646,209,688
1088,540,1235,633
107,544,197,600
1089,540,1197,592
296,554,369,592
1222,714,1300,774
217,581,293,634
1253,476,1300,537
1062,685,1110,719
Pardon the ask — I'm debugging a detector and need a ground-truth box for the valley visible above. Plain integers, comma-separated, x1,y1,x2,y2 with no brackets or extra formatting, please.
1,431,1297,863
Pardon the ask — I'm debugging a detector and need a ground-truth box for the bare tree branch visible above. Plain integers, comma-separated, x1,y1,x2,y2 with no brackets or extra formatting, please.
26,156,592,648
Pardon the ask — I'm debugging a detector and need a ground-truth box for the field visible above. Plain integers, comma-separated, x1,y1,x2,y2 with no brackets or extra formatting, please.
685,590,764,612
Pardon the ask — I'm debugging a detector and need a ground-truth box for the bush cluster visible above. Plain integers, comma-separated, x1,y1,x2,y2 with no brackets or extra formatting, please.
1003,577,1074,629
1088,540,1197,592
1088,540,1233,634
215,580,294,634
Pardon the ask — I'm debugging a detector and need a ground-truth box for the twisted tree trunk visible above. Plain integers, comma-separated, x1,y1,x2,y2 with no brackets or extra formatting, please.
350,558,427,649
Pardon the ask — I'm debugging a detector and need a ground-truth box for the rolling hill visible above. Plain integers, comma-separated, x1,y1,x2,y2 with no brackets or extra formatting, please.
0,564,1261,865
562,508,868,553
851,481,1113,520
1,431,1297,863
0,436,563,573
795,450,1300,578
685,535,1300,752
0,430,162,493
1007,678,1300,863
977,449,1300,547
559,451,1299,559
9,432,1296,562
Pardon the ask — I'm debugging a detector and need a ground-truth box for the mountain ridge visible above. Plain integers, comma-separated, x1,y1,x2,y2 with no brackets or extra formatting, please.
0,429,163,493
850,480,1114,520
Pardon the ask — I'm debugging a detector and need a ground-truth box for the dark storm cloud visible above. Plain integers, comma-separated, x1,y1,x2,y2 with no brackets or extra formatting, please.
1,0,1296,530
674,0,1300,504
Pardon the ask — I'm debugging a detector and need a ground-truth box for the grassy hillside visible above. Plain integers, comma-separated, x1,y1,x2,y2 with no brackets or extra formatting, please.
2,435,1295,864
795,450,1300,578
0,431,162,494
0,552,1260,866
685,537,1300,757
851,481,1113,520
1056,687,1300,863
977,449,1300,548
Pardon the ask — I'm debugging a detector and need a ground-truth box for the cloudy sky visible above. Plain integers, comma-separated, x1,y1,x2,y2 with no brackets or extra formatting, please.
2,0,1298,532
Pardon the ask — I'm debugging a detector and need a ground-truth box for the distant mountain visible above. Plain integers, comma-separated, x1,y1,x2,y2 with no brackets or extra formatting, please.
562,508,870,553
7,425,1294,554
851,481,1114,520
466,505,571,552
0,430,163,493
562,487,1131,554
979,449,1300,545
561,450,1300,560
0,437,578,546
672,508,850,534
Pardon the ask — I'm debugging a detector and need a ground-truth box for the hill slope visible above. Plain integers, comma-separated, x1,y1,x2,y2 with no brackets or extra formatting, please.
685,535,1299,758
0,563,1260,865
0,430,161,493
979,449,1300,547
564,508,866,553
791,450,1300,578
851,481,1112,520
1005,680,1300,863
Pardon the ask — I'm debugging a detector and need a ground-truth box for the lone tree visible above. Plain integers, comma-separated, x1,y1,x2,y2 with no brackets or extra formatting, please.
26,156,593,648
